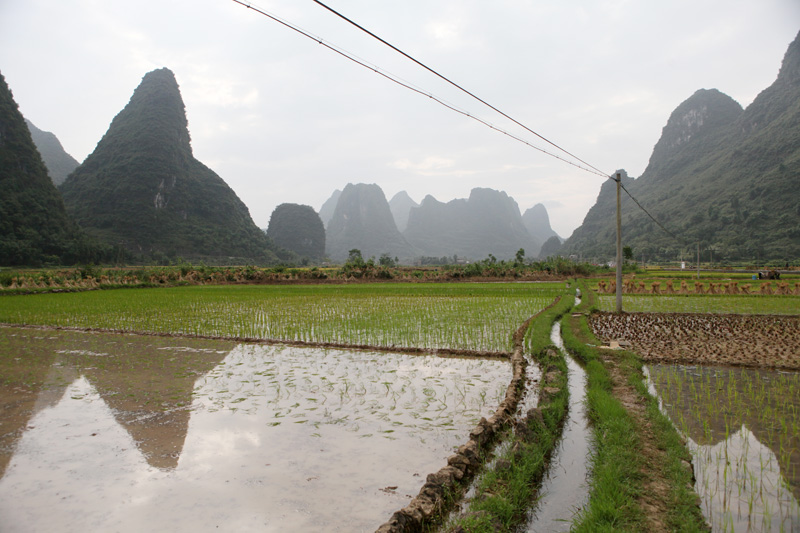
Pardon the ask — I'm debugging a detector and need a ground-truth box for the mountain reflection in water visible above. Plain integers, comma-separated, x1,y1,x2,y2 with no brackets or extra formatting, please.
0,326,510,532
647,364,800,532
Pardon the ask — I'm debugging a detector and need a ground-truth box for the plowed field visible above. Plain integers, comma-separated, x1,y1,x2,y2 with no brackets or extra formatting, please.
589,312,800,370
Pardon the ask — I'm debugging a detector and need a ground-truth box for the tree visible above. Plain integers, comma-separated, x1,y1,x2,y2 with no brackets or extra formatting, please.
379,253,396,267
623,245,634,263
515,248,525,266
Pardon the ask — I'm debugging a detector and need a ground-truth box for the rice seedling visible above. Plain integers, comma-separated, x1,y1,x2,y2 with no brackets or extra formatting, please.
647,364,800,531
0,283,564,353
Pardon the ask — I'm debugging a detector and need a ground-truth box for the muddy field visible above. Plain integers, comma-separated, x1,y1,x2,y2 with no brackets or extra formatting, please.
589,312,800,370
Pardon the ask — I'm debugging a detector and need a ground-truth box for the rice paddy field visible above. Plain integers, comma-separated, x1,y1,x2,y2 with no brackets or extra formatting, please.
0,283,564,353
590,286,800,531
3,277,799,531
0,282,565,532
647,364,800,532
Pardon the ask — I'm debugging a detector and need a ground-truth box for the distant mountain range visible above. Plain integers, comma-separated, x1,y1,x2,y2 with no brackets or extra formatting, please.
321,184,558,262
562,29,800,262
4,29,799,267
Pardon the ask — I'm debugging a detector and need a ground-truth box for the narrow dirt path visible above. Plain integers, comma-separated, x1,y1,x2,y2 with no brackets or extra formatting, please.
597,351,674,532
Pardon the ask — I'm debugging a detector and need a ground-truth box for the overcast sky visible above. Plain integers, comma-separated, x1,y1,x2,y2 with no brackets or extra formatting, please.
1,1,798,237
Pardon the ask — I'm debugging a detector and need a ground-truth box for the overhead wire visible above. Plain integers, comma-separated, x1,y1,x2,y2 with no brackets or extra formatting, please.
310,1,695,248
619,182,684,243
310,0,610,178
231,0,607,176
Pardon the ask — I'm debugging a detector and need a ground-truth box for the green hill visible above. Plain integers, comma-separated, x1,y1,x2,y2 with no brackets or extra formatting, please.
562,30,800,263
266,203,325,261
0,71,106,266
60,68,286,264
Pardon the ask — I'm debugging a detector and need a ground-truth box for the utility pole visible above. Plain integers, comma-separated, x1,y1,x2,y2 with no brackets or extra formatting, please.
696,242,700,279
615,172,623,314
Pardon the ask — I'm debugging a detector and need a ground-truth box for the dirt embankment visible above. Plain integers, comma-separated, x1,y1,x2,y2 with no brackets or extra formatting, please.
589,312,800,370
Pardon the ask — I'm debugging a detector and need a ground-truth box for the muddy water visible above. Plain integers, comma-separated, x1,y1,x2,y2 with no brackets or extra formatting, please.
520,322,591,531
0,326,510,532
647,364,800,532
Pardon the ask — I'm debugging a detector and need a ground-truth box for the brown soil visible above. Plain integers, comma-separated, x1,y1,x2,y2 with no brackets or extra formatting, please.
589,312,800,370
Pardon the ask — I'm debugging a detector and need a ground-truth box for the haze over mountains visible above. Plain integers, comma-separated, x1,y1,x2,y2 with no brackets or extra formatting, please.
3,29,799,266
319,184,559,262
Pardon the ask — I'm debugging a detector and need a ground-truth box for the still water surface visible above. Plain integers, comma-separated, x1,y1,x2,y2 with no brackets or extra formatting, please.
0,327,510,532
647,364,800,532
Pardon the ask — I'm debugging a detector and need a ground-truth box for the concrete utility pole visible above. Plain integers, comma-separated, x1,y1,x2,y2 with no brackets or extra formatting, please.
697,242,700,279
615,172,623,314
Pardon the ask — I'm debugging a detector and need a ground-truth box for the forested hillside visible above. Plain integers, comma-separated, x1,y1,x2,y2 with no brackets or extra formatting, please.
0,72,108,266
562,31,800,262
59,68,288,264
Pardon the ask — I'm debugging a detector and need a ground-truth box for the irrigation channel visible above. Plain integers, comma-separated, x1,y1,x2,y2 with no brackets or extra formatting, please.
444,309,592,531
0,326,510,532
646,364,800,532
520,321,591,531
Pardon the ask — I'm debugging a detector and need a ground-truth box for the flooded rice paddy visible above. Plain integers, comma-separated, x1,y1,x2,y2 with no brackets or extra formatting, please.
0,326,511,532
647,364,800,532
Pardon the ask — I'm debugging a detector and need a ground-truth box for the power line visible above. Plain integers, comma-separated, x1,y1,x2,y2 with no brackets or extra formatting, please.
230,0,607,176
308,1,696,248
310,0,610,178
619,181,684,244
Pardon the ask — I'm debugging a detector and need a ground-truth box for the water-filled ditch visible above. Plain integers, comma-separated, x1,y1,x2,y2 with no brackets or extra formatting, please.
646,363,800,532
520,321,591,531
0,326,510,532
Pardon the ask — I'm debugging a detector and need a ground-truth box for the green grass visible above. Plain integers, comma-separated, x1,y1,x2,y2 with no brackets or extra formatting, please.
596,294,799,314
0,283,565,353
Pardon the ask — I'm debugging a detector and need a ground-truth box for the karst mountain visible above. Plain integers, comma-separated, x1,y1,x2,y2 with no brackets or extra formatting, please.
562,30,800,262
59,68,286,263
404,188,543,260
322,184,555,262
325,183,416,262
24,119,79,186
